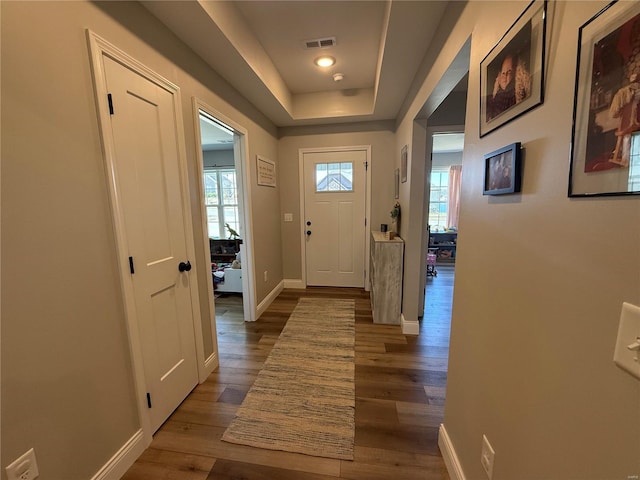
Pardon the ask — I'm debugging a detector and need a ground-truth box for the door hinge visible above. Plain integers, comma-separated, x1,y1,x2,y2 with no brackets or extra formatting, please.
364,161,368,171
129,256,135,274
107,93,114,115
364,217,367,226
146,393,152,408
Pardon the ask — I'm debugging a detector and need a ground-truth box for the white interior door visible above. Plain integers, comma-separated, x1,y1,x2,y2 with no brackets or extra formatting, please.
303,149,367,287
104,56,199,432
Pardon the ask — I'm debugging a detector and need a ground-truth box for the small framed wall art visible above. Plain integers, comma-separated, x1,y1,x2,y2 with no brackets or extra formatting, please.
394,168,400,199
483,142,522,195
400,145,408,183
257,155,276,187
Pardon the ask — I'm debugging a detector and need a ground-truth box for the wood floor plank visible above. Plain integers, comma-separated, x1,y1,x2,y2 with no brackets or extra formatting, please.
152,421,342,477
121,448,216,480
170,398,238,428
207,458,339,480
354,421,441,455
354,397,399,424
340,458,449,480
396,400,445,428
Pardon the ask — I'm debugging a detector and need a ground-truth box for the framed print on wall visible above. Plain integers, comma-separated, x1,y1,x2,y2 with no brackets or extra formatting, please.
394,168,400,199
480,0,547,137
568,0,640,197
400,145,408,183
257,155,276,187
483,142,522,195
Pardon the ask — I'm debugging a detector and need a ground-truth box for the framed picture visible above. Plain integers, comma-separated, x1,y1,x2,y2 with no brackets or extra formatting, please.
483,142,522,195
568,0,640,197
400,145,407,183
480,0,547,137
256,155,276,187
394,168,400,199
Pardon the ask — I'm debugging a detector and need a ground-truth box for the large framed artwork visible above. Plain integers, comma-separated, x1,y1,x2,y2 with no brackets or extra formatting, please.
480,0,547,137
568,1,640,197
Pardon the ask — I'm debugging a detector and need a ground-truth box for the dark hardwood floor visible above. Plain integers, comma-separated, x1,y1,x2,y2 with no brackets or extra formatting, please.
122,268,454,480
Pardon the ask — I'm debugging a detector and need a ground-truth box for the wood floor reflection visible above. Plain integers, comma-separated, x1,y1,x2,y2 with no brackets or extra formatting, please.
122,274,453,479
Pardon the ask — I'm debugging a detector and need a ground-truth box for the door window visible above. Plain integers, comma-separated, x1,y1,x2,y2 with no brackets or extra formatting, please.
315,162,353,192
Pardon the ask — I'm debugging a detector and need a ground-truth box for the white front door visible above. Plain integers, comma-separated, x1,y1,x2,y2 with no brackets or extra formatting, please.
303,149,367,287
104,56,199,432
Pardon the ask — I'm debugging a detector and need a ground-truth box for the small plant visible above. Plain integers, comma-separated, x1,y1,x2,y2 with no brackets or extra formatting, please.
390,201,401,219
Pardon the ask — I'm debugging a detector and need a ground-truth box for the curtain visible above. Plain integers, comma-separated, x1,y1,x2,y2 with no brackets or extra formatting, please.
446,165,462,229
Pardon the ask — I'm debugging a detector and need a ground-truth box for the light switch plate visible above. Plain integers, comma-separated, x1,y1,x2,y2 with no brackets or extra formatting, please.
284,213,293,222
614,302,640,380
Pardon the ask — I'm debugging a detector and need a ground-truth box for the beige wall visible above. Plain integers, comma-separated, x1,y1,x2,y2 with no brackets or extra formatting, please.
277,128,396,281
1,1,280,478
399,1,640,478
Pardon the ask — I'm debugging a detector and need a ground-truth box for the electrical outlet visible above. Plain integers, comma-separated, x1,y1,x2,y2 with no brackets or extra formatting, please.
481,435,495,479
6,448,39,480
264,270,268,282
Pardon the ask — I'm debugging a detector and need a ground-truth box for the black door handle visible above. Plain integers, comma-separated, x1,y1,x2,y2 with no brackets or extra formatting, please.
306,221,311,226
306,230,312,236
178,261,192,272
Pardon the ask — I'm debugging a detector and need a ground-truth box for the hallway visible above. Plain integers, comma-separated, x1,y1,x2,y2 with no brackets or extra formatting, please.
122,287,451,479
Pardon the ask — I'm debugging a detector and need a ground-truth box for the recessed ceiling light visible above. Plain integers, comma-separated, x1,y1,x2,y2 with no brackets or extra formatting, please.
314,56,336,67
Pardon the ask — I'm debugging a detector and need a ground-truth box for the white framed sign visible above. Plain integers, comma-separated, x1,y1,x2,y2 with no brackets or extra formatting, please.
257,155,276,187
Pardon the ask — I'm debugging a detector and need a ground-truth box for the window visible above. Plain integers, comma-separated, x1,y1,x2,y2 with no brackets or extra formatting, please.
629,132,640,192
429,167,449,231
315,162,353,192
203,168,240,239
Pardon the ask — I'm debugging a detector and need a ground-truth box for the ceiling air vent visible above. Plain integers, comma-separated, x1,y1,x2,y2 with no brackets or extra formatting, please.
304,37,336,49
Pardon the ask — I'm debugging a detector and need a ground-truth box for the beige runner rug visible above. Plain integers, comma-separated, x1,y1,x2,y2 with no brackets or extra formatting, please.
221,297,356,460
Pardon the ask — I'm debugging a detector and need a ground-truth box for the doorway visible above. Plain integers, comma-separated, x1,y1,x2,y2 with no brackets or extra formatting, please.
193,100,256,326
423,132,463,357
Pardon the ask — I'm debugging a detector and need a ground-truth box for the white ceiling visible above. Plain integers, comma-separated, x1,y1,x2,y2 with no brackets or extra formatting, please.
433,133,465,153
141,0,456,128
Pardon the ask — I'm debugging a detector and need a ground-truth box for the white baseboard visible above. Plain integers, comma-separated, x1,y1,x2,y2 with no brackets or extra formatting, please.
401,313,419,335
256,280,285,318
283,278,305,289
438,424,466,480
204,351,219,372
91,429,146,480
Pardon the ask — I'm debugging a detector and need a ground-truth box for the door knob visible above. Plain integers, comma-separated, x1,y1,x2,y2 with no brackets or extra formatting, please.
178,261,192,272
306,230,312,236
306,221,311,226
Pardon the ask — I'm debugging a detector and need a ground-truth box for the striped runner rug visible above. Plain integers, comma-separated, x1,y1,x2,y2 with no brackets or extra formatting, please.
221,297,356,460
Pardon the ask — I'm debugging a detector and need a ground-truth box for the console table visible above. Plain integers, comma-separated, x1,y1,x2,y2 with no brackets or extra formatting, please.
369,231,404,325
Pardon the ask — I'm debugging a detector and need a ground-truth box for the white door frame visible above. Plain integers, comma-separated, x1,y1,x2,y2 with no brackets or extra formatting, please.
298,146,372,289
87,30,207,445
191,98,257,323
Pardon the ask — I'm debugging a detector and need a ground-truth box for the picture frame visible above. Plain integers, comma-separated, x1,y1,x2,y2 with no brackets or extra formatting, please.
568,0,640,197
480,0,547,137
256,155,276,187
483,142,522,195
393,168,400,200
400,145,407,183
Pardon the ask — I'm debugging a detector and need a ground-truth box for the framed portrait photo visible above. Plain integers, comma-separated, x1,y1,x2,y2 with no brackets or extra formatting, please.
483,142,522,195
568,0,640,197
480,0,547,137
